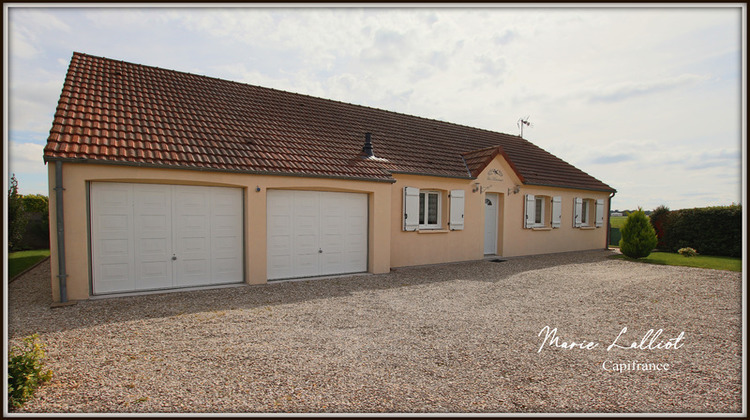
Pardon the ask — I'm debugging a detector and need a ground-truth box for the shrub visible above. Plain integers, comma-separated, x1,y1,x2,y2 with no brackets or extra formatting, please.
8,334,53,410
619,208,658,259
678,247,698,257
21,194,50,249
649,205,670,249
661,204,741,257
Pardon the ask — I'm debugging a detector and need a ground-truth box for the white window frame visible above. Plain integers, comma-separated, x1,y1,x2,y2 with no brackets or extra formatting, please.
534,196,545,226
581,199,592,226
419,190,442,230
525,194,552,229
575,197,604,228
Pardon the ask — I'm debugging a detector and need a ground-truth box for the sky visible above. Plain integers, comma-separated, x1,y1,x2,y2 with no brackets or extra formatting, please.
4,4,746,212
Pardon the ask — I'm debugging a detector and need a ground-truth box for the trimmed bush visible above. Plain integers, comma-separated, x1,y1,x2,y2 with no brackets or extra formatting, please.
8,334,53,410
661,205,741,257
678,247,698,257
619,208,658,259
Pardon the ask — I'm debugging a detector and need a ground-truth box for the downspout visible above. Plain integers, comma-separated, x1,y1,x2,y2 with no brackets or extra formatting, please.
607,191,616,250
54,160,68,302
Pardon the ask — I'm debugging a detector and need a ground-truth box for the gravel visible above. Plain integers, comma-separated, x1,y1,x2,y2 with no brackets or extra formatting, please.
7,250,743,414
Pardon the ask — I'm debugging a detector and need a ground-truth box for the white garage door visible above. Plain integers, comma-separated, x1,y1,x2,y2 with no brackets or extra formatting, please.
90,182,244,295
267,190,368,280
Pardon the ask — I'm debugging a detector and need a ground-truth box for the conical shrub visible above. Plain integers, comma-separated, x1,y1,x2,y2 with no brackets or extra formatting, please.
619,208,658,259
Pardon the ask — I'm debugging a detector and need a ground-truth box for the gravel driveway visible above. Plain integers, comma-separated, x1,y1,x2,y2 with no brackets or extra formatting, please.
7,250,743,413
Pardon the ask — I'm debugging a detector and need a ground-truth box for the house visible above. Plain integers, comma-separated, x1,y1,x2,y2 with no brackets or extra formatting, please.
43,52,616,302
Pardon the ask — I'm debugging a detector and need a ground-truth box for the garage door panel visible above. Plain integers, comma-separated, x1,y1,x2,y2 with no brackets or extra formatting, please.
91,182,243,294
134,184,173,290
267,190,367,280
91,183,136,294
209,188,243,284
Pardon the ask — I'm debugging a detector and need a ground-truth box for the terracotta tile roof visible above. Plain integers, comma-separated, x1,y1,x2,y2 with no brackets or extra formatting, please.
44,52,616,192
461,146,525,180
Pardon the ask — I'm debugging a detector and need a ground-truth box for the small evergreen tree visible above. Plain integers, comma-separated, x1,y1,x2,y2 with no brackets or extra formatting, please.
8,174,28,251
619,207,658,259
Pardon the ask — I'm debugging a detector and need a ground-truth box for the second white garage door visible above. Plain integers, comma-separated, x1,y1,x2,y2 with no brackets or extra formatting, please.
90,182,244,295
267,190,368,280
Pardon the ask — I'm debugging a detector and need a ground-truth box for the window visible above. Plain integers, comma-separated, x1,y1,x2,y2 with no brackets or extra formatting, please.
403,187,463,232
419,191,441,229
534,196,544,225
581,199,592,226
574,197,605,228
525,194,559,229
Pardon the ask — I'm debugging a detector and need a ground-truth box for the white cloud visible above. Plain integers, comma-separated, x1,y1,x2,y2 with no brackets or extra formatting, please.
9,78,64,132
8,142,46,176
586,74,711,103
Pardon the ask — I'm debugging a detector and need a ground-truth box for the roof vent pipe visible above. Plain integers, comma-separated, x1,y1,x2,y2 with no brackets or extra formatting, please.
362,132,374,157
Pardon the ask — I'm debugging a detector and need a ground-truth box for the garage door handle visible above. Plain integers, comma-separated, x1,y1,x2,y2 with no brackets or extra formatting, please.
172,254,177,261
318,249,323,254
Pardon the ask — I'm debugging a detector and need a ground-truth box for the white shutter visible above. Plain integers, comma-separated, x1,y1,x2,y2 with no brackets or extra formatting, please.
595,198,605,227
403,187,420,231
574,197,583,227
551,196,562,228
524,194,536,228
449,189,465,231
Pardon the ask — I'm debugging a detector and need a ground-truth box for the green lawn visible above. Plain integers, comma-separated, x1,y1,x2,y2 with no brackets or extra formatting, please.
614,251,741,272
8,250,50,279
609,216,628,228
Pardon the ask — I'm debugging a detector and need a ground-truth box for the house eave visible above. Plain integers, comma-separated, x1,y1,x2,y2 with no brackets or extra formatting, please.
42,156,398,184
522,181,617,194
389,170,476,181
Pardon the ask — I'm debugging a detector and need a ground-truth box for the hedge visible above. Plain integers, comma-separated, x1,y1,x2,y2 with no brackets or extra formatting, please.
652,204,742,257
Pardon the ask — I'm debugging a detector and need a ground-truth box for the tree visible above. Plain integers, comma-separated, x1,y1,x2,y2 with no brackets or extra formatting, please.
619,207,658,259
8,174,28,251
649,205,670,249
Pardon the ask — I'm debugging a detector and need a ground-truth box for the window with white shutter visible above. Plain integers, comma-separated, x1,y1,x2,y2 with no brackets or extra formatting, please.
403,187,420,231
449,189,464,230
573,197,583,227
551,196,562,228
524,194,536,228
595,199,605,227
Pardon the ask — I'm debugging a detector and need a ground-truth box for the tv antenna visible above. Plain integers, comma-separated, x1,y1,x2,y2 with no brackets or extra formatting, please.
517,116,533,138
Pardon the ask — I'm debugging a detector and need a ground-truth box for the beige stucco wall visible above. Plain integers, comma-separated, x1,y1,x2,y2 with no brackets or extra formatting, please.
476,157,612,258
47,162,392,302
389,174,480,268
48,157,611,302
389,156,611,267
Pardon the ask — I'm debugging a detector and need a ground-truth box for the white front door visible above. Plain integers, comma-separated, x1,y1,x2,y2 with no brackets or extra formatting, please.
484,193,499,255
267,190,368,280
91,182,244,295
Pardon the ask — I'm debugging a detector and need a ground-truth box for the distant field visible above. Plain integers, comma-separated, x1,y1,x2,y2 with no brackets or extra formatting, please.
609,216,628,228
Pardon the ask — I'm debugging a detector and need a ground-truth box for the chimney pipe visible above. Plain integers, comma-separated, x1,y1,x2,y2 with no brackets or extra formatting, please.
362,132,374,157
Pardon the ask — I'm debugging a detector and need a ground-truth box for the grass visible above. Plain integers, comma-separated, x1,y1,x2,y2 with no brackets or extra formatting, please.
8,250,50,279
614,251,741,272
609,216,628,229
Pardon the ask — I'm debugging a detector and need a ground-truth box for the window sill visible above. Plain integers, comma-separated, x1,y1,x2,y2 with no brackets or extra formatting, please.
531,226,552,231
578,226,596,230
417,229,450,234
